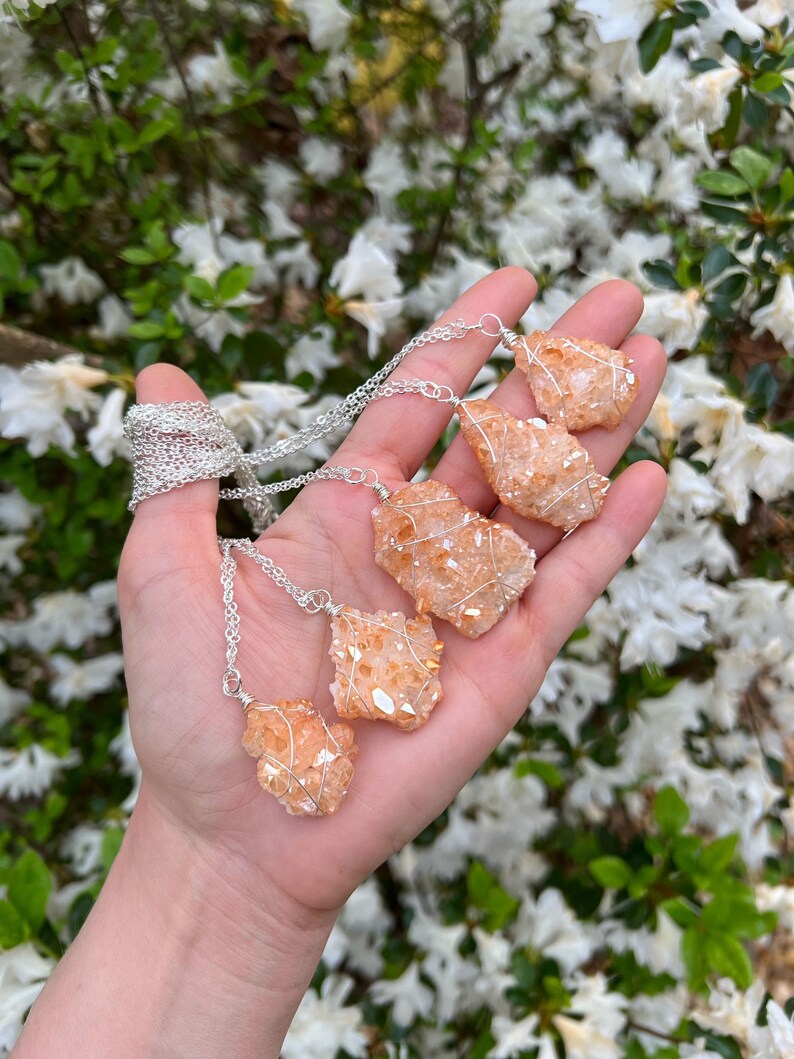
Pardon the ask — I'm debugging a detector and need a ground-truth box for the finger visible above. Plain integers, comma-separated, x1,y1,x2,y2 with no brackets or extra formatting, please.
490,333,667,558
334,266,537,479
520,460,667,675
126,363,219,542
431,279,648,513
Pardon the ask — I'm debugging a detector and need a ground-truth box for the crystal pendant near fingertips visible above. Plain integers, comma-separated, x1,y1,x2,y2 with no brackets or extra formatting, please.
510,330,639,432
458,399,610,532
329,606,444,730
371,480,536,639
242,699,357,816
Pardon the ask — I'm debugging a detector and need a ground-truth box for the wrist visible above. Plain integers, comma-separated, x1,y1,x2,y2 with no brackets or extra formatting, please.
17,783,337,1059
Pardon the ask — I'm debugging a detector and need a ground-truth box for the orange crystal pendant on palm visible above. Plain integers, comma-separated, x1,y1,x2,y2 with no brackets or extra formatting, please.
371,480,536,638
510,330,638,432
328,606,444,730
458,399,609,531
242,699,357,816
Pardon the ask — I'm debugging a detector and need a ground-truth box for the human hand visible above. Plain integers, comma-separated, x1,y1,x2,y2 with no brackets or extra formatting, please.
16,269,667,1059
120,269,666,910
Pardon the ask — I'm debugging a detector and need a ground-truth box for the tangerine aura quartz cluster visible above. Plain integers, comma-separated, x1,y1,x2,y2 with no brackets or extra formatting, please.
242,699,357,816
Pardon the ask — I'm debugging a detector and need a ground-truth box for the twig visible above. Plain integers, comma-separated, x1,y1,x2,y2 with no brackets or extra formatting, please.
0,324,83,366
146,0,219,252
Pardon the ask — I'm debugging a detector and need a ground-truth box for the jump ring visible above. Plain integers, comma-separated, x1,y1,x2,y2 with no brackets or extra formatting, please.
479,313,505,338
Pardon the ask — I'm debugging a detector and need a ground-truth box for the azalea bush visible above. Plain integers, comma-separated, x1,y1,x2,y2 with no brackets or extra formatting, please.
1,0,793,1055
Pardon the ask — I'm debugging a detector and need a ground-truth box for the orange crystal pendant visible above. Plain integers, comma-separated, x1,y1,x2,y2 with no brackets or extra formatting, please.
458,399,610,531
329,606,443,730
242,699,357,816
371,480,536,639
510,330,638,432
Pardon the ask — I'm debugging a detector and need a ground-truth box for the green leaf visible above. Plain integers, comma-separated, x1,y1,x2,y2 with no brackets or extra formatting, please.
696,171,749,196
137,118,173,146
0,240,22,281
643,259,680,290
743,93,768,128
654,787,690,835
683,926,707,989
100,827,124,871
589,856,633,890
513,759,563,788
638,18,675,74
704,933,752,988
466,861,520,932
129,320,166,339
0,900,27,947
120,247,156,265
678,0,709,16
779,167,794,205
753,71,785,93
8,850,51,932
184,274,216,303
730,145,773,189
699,834,738,874
701,245,735,285
217,265,254,303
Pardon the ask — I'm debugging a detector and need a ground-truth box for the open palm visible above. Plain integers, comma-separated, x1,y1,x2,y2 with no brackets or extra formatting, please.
118,269,667,918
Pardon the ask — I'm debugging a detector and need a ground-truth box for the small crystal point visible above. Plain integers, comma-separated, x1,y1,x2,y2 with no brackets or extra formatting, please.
329,606,444,730
458,399,610,531
371,480,536,638
242,699,357,816
510,330,639,432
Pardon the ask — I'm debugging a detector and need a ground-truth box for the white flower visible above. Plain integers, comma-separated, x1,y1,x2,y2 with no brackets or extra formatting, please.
515,889,595,974
281,975,367,1059
186,43,239,102
363,141,412,208
370,962,435,1027
0,490,40,532
285,324,340,382
751,274,794,354
331,230,402,304
39,256,104,304
641,289,709,353
291,0,352,52
0,676,30,727
110,711,140,812
694,979,766,1041
343,297,404,358
91,294,132,340
0,354,108,457
60,823,106,877
299,137,343,182
703,417,794,524
263,200,302,240
553,975,627,1059
0,743,79,800
683,62,742,132
583,129,655,202
494,0,554,65
12,583,117,652
489,1014,541,1058
574,0,655,44
87,387,130,467
0,534,24,576
0,943,56,1054
173,220,225,283
49,652,124,706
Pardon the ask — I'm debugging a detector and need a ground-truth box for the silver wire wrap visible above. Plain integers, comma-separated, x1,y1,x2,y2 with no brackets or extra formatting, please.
123,318,484,529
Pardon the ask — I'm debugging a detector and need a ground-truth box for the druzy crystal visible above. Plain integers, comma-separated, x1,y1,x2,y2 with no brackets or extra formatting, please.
371,480,536,638
329,607,444,730
242,699,357,816
458,399,610,531
510,330,638,432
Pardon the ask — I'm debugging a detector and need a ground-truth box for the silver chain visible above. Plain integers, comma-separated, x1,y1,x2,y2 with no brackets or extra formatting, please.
219,535,344,703
124,316,498,525
243,319,479,465
220,464,391,505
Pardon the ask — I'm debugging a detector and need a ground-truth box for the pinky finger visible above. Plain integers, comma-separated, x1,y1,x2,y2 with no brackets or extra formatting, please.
521,461,668,672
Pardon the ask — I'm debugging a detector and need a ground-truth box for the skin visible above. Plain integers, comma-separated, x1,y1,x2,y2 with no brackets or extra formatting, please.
15,270,667,1058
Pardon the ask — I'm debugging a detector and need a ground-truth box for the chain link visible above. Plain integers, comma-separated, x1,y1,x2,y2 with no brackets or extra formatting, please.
243,319,479,465
219,464,391,504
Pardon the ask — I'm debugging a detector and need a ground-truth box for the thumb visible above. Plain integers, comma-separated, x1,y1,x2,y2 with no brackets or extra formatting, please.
126,363,220,546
